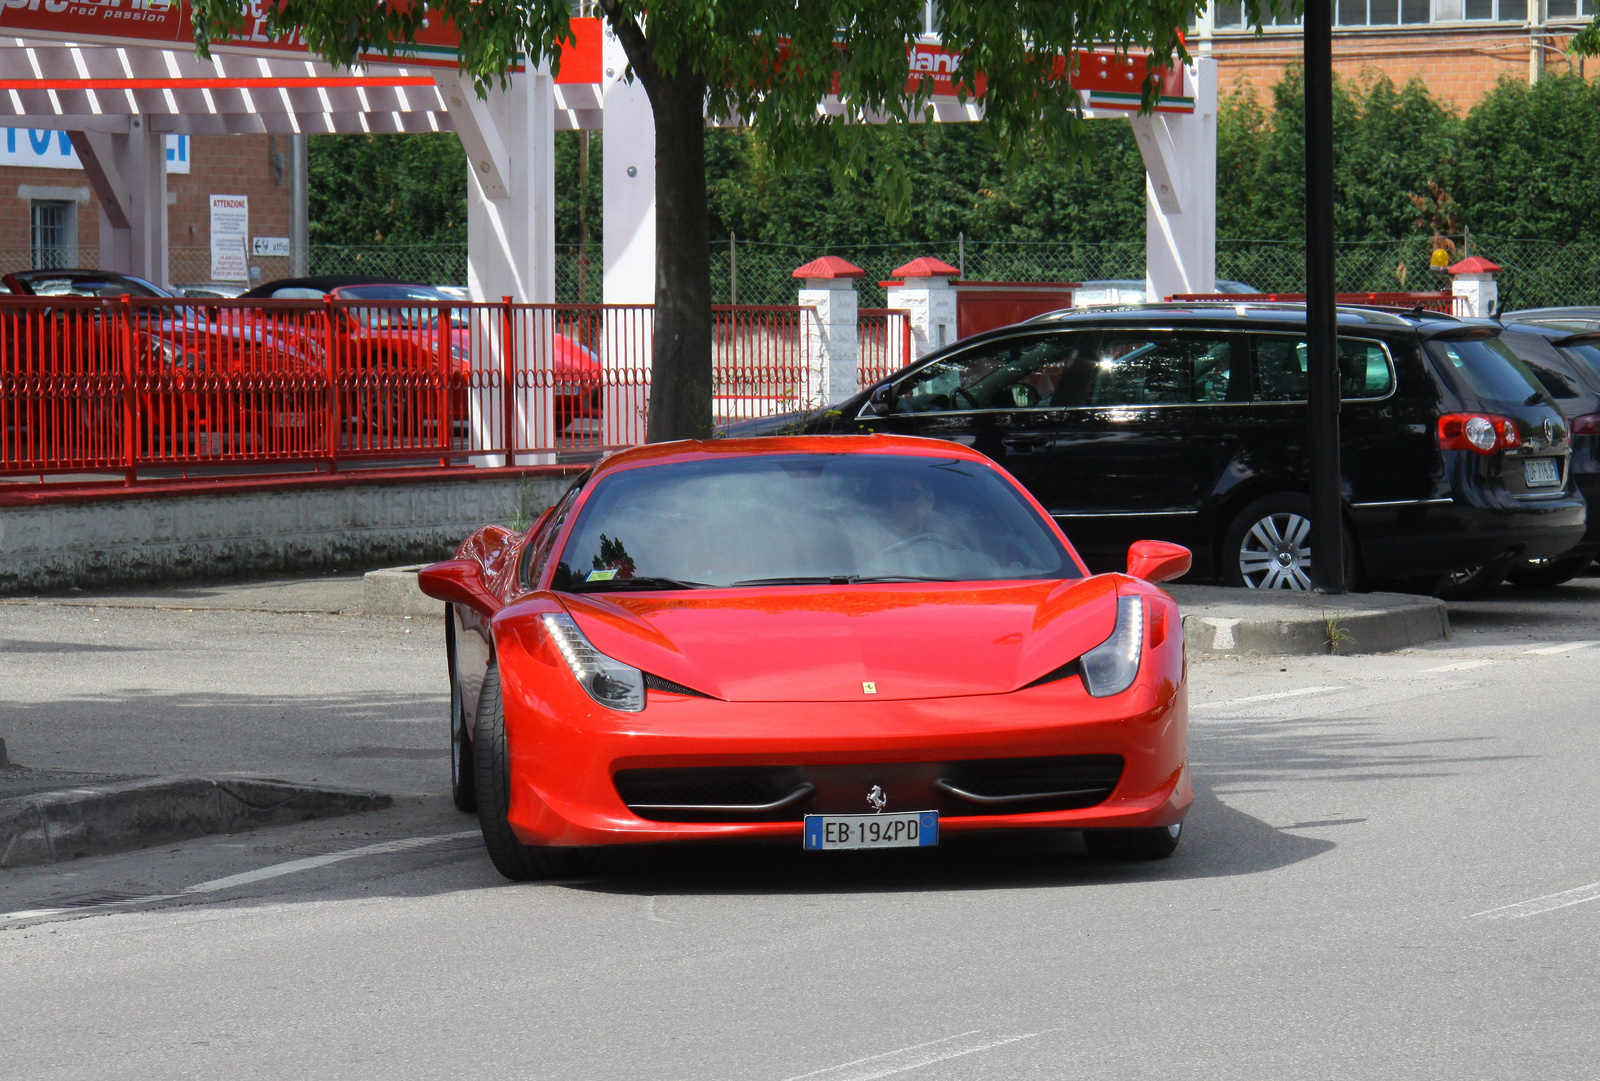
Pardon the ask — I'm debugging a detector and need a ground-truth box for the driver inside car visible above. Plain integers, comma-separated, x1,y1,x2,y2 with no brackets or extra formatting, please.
860,473,1008,579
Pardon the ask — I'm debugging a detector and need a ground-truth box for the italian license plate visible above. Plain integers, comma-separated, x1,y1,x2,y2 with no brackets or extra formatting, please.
803,811,938,851
1525,458,1561,487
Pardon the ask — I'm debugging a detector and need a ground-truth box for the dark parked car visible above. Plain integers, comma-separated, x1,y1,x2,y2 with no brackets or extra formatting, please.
1486,319,1600,586
732,303,1587,594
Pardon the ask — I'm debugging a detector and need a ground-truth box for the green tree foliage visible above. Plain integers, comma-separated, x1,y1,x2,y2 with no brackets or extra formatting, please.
307,133,468,246
1215,67,1459,241
309,131,601,247
1447,74,1600,242
705,122,1146,248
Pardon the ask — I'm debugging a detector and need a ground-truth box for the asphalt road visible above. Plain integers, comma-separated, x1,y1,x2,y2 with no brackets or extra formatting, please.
1,576,1598,1080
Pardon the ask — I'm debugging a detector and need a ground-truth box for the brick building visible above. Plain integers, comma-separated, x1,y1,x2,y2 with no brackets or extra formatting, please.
1200,0,1598,109
1,131,293,290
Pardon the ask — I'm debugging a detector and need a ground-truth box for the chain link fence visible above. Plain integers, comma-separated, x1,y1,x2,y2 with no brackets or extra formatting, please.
10,238,1594,312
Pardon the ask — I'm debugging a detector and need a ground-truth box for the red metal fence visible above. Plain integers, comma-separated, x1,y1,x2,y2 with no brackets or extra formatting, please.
1,298,915,486
858,308,913,389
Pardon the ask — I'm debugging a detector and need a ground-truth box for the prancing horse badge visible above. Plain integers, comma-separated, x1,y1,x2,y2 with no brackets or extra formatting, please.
862,681,877,694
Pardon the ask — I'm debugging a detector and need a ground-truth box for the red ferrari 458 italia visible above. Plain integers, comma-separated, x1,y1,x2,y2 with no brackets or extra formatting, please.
420,435,1193,880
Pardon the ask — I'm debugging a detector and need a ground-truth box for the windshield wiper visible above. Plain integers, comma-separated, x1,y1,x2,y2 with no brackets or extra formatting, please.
728,574,959,587
568,576,708,592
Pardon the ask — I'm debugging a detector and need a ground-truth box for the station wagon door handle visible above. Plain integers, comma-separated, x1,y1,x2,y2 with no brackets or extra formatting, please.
1002,436,1051,454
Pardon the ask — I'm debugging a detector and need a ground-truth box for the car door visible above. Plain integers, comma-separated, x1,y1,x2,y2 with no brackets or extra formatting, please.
858,330,1096,510
1247,332,1428,506
1044,328,1249,567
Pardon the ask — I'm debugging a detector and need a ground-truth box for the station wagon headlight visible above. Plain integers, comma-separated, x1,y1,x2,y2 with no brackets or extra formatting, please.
1080,596,1144,698
541,613,645,712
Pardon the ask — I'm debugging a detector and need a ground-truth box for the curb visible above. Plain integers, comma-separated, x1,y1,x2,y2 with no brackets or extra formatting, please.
363,566,441,619
0,777,392,869
1168,585,1450,658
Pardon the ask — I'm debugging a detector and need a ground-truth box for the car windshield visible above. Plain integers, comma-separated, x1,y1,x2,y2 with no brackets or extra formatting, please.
551,453,1078,592
334,285,467,329
1425,338,1548,406
26,275,169,298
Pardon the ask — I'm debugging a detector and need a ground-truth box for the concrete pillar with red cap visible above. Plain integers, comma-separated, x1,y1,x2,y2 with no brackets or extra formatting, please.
885,257,960,362
793,256,865,406
1447,256,1502,318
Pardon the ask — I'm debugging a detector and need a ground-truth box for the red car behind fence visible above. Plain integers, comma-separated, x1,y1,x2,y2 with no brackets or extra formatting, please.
1,286,910,483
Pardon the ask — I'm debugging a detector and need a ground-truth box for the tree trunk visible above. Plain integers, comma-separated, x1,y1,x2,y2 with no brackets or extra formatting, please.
643,67,713,442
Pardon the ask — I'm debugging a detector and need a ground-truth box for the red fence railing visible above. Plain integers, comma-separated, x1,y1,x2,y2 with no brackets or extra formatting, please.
2,298,928,485
858,308,912,389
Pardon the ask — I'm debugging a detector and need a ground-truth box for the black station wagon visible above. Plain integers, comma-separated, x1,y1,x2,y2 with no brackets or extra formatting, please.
735,304,1588,594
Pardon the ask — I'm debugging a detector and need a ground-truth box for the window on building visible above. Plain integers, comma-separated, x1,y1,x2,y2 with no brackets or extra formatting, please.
1547,0,1598,19
30,200,76,270
1214,1,1303,28
1335,0,1432,25
920,0,941,36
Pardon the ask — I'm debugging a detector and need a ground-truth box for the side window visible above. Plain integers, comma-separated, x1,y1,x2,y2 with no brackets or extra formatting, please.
894,333,1093,413
1254,337,1395,401
1088,333,1238,406
518,476,588,590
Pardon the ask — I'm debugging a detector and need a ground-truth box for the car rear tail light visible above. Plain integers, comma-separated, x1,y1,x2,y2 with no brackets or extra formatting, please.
1437,413,1521,455
1080,596,1144,698
541,613,645,712
1572,414,1600,436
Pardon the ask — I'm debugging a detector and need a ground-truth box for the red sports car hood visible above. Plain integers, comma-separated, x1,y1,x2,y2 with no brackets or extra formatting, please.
560,577,1119,703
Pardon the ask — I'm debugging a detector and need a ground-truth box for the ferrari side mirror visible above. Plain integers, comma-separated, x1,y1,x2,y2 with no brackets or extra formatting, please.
867,383,895,416
1126,540,1192,583
417,559,501,616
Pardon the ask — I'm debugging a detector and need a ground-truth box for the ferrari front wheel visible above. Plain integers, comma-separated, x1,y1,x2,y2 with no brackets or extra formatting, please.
473,662,589,881
1083,822,1182,860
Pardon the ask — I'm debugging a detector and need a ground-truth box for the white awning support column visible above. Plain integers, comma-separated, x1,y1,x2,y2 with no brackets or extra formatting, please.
445,69,557,464
67,115,168,287
1132,57,1217,301
601,24,656,446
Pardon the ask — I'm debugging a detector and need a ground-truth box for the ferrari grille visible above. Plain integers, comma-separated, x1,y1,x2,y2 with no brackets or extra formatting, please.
614,755,1124,822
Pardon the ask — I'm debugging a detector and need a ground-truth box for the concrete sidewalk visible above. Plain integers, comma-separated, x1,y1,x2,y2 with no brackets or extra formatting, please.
1167,585,1449,658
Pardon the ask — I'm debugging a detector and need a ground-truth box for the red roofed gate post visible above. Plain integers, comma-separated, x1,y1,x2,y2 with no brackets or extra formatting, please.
1447,256,1503,319
884,258,960,362
793,257,866,408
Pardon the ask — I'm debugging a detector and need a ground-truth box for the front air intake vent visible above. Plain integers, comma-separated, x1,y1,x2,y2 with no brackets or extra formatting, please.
644,673,718,700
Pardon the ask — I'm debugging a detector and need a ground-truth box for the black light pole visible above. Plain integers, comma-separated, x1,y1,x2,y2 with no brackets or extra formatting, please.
1304,0,1345,593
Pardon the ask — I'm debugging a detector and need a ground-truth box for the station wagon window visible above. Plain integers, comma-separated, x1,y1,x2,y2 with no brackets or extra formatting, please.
1424,338,1547,406
1080,333,1239,406
895,333,1092,413
1253,337,1396,401
1556,341,1600,389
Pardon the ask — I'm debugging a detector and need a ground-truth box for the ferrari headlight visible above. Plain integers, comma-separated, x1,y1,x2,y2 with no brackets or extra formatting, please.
541,612,645,712
1080,596,1144,698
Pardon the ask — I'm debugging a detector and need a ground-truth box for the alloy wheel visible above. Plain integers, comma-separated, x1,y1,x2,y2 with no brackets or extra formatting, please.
1239,512,1313,590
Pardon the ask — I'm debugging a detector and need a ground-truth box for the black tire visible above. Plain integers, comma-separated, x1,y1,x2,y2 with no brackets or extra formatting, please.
473,662,588,881
1083,822,1183,860
446,607,476,813
1222,493,1357,590
1506,554,1594,589
1425,560,1513,600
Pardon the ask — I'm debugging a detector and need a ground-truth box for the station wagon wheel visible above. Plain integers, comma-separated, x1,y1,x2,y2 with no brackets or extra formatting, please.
1423,560,1513,600
1505,554,1594,589
1225,494,1315,590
